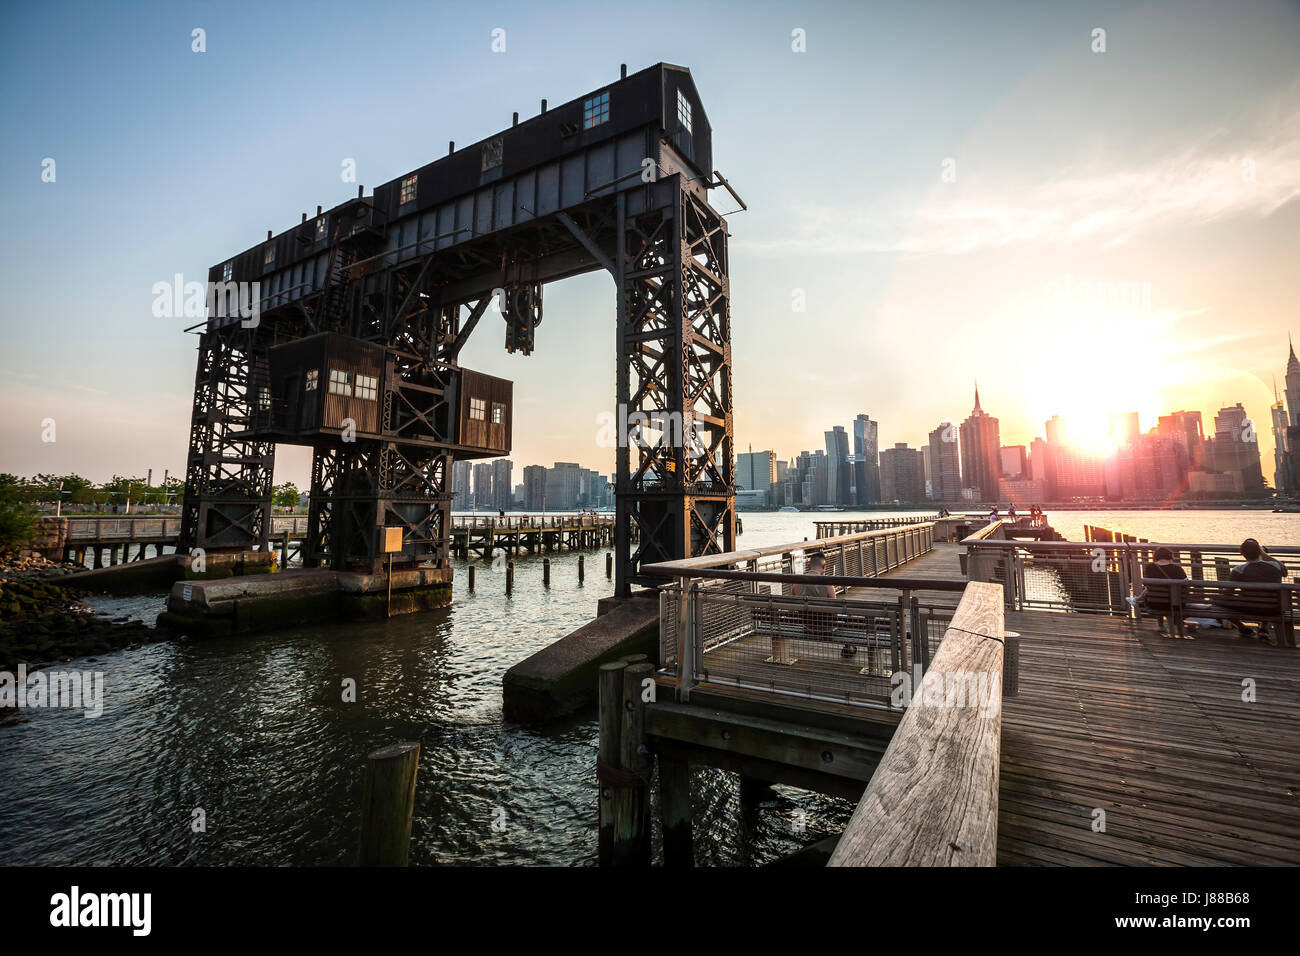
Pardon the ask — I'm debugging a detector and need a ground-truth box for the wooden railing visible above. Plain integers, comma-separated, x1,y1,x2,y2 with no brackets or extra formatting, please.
450,514,615,531
828,580,1005,866
62,515,310,541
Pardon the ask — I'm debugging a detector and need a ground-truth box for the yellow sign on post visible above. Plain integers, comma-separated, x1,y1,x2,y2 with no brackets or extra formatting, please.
381,527,403,619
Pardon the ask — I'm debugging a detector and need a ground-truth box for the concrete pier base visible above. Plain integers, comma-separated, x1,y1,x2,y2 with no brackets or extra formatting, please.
156,566,453,637
502,589,661,725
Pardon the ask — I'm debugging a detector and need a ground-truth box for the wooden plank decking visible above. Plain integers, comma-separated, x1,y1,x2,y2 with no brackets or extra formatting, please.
879,541,1300,865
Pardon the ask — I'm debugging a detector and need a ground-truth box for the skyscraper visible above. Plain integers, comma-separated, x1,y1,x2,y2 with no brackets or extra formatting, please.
737,448,777,493
492,459,513,511
1283,337,1300,496
472,461,494,510
522,465,546,511
824,426,850,506
1205,403,1264,489
545,462,581,511
959,384,1002,502
879,443,925,503
452,459,472,508
927,422,961,502
1000,445,1027,479
1156,410,1205,471
852,414,881,504
1114,435,1188,501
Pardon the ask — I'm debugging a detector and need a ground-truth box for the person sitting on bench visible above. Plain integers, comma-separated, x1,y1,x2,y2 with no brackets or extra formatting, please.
1216,538,1284,640
1141,547,1190,637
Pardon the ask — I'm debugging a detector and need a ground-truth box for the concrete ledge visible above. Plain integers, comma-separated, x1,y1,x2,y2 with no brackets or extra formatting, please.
158,567,453,636
52,554,183,594
503,590,661,725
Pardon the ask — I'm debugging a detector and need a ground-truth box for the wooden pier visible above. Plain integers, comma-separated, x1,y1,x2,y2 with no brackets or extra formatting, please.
451,514,623,559
609,523,1300,867
886,541,1300,865
43,515,310,568
42,513,622,568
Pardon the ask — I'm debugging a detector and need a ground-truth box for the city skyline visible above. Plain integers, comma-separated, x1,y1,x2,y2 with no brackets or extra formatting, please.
737,339,1296,504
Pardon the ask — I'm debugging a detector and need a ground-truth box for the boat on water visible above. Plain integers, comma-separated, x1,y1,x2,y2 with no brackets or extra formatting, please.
814,505,844,512
778,506,799,513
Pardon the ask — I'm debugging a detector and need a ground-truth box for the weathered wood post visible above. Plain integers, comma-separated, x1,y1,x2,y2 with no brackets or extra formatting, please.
616,661,653,865
578,554,585,584
658,752,694,866
1002,630,1020,698
281,530,290,569
357,741,421,866
543,557,550,587
597,661,626,866
506,561,514,595
468,564,475,591
606,552,613,578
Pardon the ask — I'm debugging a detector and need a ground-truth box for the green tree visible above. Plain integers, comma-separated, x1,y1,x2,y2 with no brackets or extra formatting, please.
0,476,36,554
273,482,301,509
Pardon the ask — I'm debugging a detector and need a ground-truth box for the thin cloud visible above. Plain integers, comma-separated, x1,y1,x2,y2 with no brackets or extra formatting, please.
740,106,1300,258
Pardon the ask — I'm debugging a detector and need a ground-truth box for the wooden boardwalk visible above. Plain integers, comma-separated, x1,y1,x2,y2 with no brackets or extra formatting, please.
879,542,1300,865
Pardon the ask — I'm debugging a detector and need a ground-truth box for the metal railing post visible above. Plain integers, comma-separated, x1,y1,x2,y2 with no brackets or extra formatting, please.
679,580,698,702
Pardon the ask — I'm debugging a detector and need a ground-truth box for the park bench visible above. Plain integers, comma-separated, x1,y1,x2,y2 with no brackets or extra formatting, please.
1138,578,1297,647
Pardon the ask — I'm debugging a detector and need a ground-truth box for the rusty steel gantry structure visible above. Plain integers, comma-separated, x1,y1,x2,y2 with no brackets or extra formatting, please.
179,63,737,597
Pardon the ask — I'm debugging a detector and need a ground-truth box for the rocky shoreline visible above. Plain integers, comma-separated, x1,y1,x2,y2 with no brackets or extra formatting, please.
0,551,168,674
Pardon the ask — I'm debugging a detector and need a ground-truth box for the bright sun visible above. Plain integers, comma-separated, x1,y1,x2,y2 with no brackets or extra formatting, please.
1019,309,1174,451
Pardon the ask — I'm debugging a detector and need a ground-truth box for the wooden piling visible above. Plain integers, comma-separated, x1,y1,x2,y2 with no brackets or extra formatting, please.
506,561,514,595
597,660,626,866
606,552,613,578
658,752,694,867
543,557,550,587
357,741,421,866
468,565,475,590
281,530,290,569
578,554,585,584
615,661,653,865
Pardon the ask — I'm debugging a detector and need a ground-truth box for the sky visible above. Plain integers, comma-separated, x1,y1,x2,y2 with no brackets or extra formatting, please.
1,0,1298,489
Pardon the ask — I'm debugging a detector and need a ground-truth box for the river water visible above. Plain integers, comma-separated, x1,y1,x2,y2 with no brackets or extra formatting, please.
0,509,1293,866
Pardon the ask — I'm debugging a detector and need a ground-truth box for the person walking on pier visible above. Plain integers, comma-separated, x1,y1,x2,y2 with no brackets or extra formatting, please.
1140,547,1190,637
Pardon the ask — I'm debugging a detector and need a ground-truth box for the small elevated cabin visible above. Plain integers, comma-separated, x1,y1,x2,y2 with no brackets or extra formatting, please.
245,332,511,458
254,333,384,440
455,369,512,459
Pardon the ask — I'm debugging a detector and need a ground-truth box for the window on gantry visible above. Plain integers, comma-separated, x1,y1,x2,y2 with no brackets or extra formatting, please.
315,216,327,239
583,91,609,129
263,245,275,266
354,374,378,401
676,90,692,135
328,369,352,397
400,175,418,206
469,397,486,420
491,403,505,424
222,261,233,282
305,369,318,391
